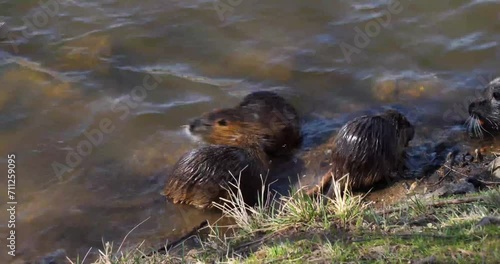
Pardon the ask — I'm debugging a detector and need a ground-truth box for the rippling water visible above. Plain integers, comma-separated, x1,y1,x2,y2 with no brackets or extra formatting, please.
0,0,499,262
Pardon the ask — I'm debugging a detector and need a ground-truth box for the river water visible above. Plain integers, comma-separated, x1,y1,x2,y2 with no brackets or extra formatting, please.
0,0,499,262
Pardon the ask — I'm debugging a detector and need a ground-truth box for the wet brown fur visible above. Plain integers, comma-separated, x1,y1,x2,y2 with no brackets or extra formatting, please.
164,124,271,209
306,110,414,196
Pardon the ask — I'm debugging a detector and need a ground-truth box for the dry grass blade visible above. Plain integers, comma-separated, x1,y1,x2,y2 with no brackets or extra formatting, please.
212,167,273,234
327,173,369,226
117,217,151,253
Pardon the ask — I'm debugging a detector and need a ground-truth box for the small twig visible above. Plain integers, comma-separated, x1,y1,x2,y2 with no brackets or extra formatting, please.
350,232,475,243
433,164,500,186
429,169,452,187
477,179,500,186
233,232,277,252
376,196,485,215
147,220,208,256
442,164,469,178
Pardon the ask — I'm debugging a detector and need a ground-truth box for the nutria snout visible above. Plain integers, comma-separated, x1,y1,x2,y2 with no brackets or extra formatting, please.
467,78,500,138
188,91,302,157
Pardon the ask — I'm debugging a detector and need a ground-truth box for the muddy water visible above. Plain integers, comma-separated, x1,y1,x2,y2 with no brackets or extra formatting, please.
0,0,499,262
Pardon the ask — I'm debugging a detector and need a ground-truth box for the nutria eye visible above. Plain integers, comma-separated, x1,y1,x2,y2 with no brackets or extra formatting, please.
493,92,500,101
217,119,228,126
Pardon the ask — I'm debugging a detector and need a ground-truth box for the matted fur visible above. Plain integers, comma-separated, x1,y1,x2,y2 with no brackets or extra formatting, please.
164,145,267,209
308,110,414,196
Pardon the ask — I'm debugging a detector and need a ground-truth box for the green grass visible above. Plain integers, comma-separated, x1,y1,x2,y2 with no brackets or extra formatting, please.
69,185,500,264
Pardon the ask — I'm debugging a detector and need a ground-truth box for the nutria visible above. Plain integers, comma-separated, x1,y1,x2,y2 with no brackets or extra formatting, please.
188,91,302,157
467,77,500,138
307,110,415,196
165,124,270,209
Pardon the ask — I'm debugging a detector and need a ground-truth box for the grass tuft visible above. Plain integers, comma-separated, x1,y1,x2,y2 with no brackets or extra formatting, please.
67,176,500,264
213,172,368,234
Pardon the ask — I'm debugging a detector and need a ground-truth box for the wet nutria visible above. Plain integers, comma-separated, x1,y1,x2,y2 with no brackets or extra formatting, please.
188,91,302,157
307,110,415,196
468,77,500,138
165,124,270,209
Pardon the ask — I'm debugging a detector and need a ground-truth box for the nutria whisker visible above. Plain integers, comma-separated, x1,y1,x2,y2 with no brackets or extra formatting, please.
481,124,495,138
471,118,479,137
475,119,484,138
465,116,474,135
469,116,483,138
464,116,472,127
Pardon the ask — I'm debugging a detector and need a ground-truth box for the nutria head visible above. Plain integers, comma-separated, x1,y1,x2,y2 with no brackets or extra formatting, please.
164,144,268,209
380,109,415,148
467,78,500,138
329,110,414,191
188,91,302,156
189,108,275,149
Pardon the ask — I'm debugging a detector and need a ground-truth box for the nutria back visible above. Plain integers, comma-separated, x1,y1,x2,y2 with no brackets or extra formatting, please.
164,145,267,209
332,116,399,190
239,91,302,156
308,110,414,196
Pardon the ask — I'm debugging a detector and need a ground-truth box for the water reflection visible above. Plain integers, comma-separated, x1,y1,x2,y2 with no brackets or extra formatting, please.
0,0,499,262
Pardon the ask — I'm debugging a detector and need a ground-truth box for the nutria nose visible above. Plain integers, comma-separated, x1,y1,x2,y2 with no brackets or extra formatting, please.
468,100,487,116
189,118,210,132
189,119,201,131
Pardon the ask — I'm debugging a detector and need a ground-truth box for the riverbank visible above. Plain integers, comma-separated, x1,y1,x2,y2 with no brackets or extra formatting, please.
74,172,500,263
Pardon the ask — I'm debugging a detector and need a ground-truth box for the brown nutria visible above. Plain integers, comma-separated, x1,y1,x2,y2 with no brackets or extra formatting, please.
165,124,270,209
468,77,500,138
188,91,302,157
307,110,414,196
